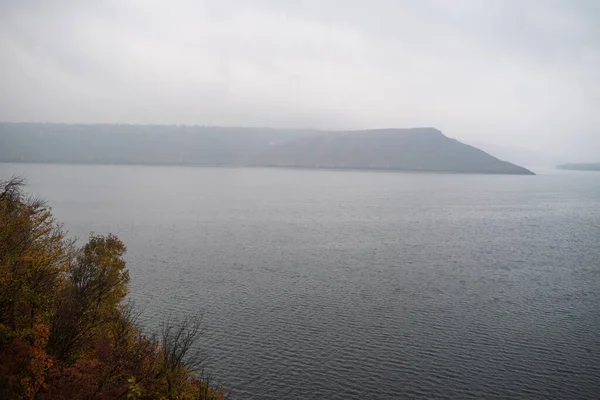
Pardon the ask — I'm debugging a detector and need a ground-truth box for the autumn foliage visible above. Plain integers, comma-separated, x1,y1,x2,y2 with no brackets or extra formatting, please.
0,177,229,400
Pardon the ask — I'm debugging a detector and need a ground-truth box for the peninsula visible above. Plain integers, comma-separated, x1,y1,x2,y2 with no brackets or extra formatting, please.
0,123,534,175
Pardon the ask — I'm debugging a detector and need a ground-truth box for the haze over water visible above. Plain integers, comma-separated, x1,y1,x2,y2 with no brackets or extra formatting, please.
2,163,600,399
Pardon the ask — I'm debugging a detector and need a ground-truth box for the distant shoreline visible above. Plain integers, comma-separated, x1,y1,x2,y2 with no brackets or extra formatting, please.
0,123,536,175
556,163,600,172
1,160,536,175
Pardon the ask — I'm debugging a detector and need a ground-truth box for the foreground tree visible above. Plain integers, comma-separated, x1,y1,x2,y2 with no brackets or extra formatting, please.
48,233,129,362
0,177,230,400
0,176,71,333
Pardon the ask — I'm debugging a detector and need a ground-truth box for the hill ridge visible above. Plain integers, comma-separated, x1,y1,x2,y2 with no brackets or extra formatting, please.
0,123,534,175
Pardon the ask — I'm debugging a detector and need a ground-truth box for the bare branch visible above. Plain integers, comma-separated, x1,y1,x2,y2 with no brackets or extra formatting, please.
160,315,206,372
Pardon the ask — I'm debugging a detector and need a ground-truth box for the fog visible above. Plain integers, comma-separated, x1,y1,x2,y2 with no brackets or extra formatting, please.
1,0,598,161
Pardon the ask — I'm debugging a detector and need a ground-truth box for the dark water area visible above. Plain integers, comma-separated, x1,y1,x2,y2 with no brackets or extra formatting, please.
2,163,600,399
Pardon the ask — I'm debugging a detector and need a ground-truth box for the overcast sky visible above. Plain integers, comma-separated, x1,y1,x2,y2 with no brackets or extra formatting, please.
0,0,598,160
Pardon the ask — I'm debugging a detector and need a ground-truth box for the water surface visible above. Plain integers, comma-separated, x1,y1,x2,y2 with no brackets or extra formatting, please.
2,163,599,399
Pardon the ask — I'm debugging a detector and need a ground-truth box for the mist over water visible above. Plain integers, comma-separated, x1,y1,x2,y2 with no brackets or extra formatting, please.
2,163,600,399
2,0,599,397
2,1,600,160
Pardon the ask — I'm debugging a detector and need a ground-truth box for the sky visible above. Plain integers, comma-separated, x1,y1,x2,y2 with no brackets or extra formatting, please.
0,0,599,160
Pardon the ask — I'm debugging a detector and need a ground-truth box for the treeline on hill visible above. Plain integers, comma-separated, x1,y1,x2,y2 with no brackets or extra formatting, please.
0,177,229,400
0,122,315,165
0,123,534,174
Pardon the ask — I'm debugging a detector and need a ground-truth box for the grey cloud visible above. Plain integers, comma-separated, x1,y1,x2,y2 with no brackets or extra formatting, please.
0,0,598,160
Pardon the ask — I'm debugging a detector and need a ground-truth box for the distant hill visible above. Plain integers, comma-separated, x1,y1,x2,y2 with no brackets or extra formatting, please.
0,123,315,165
556,163,600,171
250,128,534,175
0,123,534,175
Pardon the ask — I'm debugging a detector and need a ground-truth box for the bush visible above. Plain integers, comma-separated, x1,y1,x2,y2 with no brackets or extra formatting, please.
0,177,230,400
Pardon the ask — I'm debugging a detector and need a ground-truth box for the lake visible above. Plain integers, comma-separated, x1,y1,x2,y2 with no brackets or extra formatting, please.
1,163,600,399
